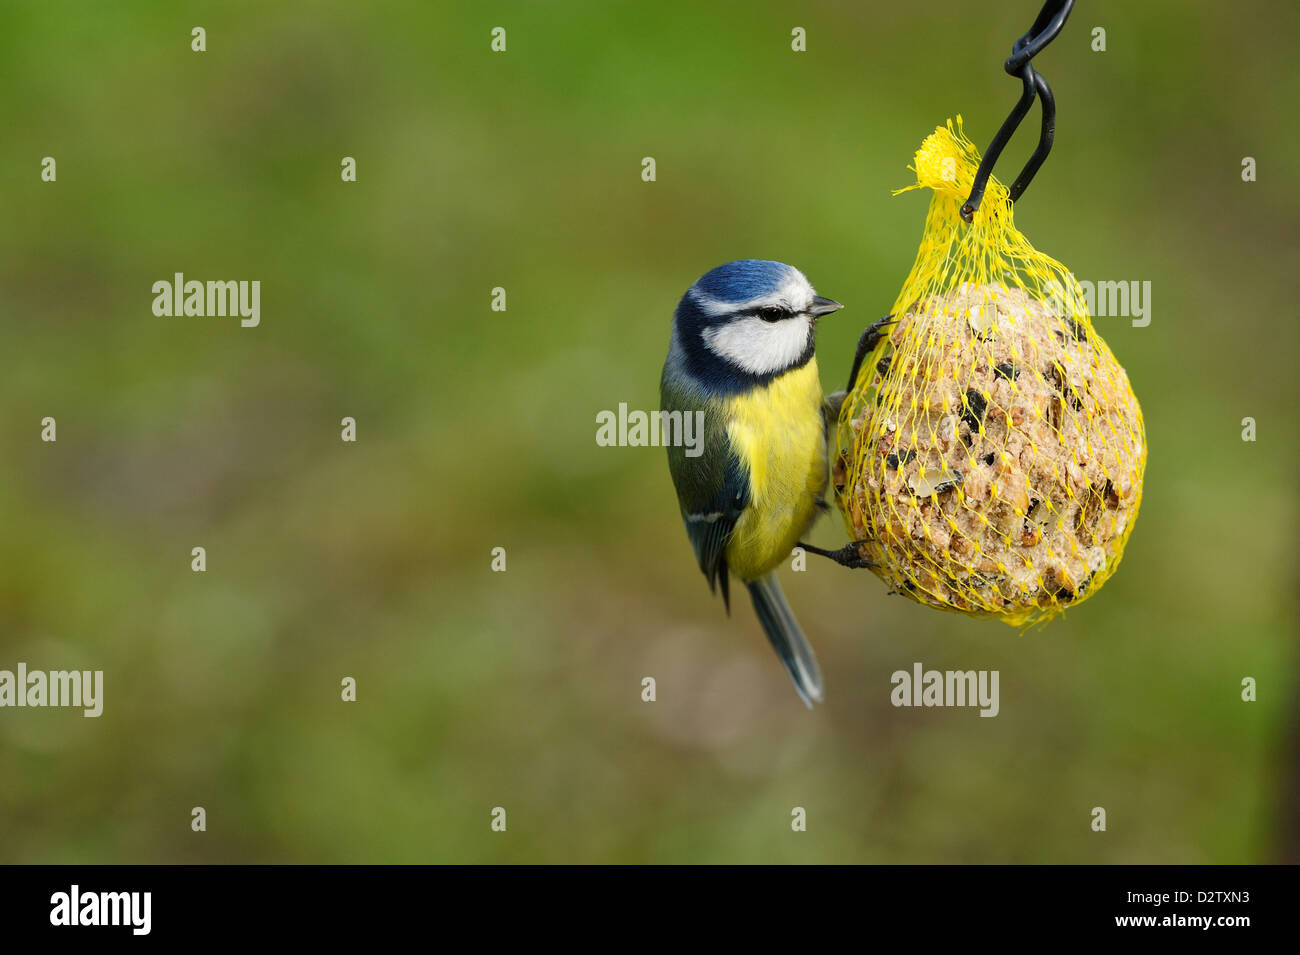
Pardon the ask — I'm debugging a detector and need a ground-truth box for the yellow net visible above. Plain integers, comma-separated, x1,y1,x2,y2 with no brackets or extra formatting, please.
833,118,1146,626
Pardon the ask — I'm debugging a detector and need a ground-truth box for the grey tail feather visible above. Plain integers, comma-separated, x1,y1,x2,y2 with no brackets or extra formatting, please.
746,572,824,708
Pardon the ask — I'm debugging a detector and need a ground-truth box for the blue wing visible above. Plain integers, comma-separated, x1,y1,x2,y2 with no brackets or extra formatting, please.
679,451,750,611
660,380,751,612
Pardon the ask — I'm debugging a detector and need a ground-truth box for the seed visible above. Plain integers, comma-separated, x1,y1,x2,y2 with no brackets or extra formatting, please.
885,448,917,470
961,389,988,432
909,469,963,497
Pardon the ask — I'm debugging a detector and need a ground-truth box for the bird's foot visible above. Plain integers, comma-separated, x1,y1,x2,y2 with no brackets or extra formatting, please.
799,540,877,570
845,314,897,393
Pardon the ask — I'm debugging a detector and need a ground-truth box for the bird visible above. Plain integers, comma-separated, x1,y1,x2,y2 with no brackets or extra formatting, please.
660,259,844,706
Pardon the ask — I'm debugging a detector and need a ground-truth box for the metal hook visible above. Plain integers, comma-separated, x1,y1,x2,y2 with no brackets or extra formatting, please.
960,0,1075,222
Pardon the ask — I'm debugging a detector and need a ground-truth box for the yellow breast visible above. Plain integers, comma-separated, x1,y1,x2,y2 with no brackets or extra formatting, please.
723,360,828,581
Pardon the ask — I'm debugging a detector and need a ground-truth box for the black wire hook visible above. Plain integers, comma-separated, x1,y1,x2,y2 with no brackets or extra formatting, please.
960,0,1075,222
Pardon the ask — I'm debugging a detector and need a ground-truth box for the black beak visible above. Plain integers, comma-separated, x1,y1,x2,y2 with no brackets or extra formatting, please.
809,296,843,318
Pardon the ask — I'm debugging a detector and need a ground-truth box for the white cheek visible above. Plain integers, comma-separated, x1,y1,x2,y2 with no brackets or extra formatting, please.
702,316,812,375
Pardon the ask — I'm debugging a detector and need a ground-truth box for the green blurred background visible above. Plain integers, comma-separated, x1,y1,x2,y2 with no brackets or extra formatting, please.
1,0,1296,863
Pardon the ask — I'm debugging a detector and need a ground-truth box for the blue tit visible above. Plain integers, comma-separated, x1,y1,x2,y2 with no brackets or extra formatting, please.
660,260,843,707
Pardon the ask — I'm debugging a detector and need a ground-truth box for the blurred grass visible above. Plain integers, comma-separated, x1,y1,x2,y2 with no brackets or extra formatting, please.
0,0,1296,862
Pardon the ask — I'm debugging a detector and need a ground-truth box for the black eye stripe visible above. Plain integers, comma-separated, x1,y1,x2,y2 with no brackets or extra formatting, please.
754,305,791,322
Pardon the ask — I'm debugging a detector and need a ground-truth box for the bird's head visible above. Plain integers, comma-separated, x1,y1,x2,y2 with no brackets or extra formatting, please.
672,260,842,385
